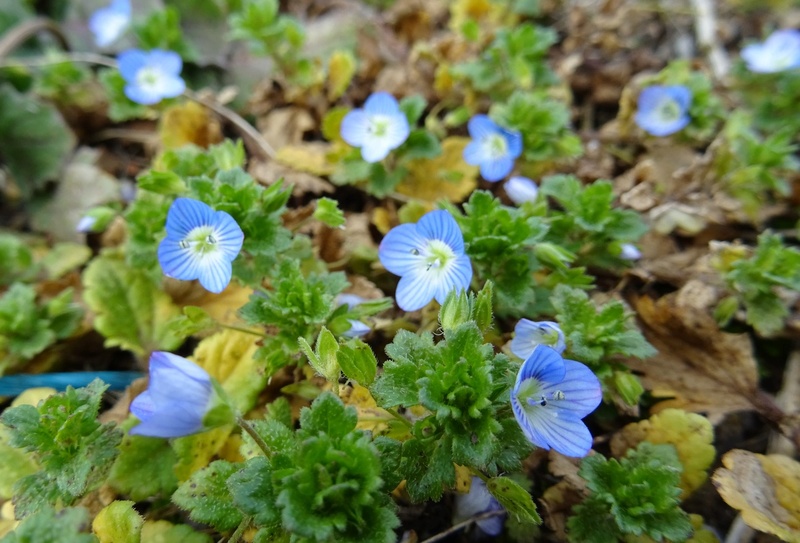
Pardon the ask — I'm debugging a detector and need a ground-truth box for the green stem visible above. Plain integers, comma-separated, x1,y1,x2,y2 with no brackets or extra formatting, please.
227,516,252,543
236,414,272,457
387,407,413,429
221,323,265,338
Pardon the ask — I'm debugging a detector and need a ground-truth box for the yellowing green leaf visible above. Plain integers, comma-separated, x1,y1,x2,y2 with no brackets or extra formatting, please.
0,389,46,498
327,50,357,101
396,137,478,203
92,501,143,543
158,101,222,150
82,255,183,356
713,450,800,543
140,520,212,543
611,409,715,499
276,143,337,176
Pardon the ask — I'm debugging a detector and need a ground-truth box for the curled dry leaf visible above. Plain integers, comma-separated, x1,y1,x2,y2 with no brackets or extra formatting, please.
713,450,800,543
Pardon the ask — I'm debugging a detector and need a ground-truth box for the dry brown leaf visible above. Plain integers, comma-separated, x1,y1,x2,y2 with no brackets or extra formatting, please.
713,450,800,542
625,280,761,424
249,158,334,197
258,107,315,150
158,101,222,150
396,137,478,203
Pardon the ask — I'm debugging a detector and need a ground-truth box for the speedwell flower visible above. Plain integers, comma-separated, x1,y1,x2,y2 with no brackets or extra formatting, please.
378,210,472,312
340,92,410,162
89,0,130,48
511,345,602,457
463,114,522,182
634,85,692,137
453,477,505,536
158,198,244,293
118,48,185,105
511,319,565,360
336,293,371,338
505,176,538,205
741,29,800,73
130,352,214,438
619,243,642,261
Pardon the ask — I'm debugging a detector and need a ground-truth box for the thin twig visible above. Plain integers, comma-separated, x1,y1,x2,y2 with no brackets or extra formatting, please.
0,17,69,59
418,509,506,543
690,0,730,79
236,414,273,457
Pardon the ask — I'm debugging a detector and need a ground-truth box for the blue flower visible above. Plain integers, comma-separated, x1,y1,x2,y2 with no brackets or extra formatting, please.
619,243,642,261
336,293,371,338
453,477,505,536
158,198,244,293
504,176,538,205
89,0,130,48
511,346,602,457
741,29,800,73
634,85,692,137
129,352,213,438
340,92,410,162
463,114,522,182
118,49,185,105
511,319,565,360
378,210,472,312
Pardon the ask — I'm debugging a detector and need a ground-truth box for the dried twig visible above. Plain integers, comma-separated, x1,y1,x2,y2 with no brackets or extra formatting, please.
691,0,730,79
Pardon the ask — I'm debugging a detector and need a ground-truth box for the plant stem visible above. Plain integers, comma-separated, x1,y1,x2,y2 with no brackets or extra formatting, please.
236,414,272,457
387,407,413,429
418,509,506,543
227,516,252,543
221,323,265,338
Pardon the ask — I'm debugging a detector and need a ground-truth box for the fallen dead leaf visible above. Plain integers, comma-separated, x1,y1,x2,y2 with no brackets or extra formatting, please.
158,101,222,150
396,137,478,203
713,450,800,542
249,158,334,197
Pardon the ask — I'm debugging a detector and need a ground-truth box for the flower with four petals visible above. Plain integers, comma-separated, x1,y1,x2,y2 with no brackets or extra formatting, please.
634,85,692,137
118,48,186,105
741,29,800,73
340,92,410,162
89,0,130,47
463,114,523,182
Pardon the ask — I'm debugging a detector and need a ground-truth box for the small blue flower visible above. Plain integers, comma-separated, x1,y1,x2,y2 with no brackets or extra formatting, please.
336,293,371,338
379,210,472,312
511,346,602,457
634,85,692,137
76,215,96,233
340,92,410,162
89,0,130,48
463,115,522,182
741,29,800,73
453,477,506,536
129,352,213,438
118,49,185,105
619,243,642,261
511,319,566,360
505,176,538,205
158,198,244,293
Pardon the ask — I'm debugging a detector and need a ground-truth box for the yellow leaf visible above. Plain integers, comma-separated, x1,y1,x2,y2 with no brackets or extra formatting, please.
158,101,222,150
276,143,337,176
611,409,715,499
327,50,357,101
713,450,800,542
396,137,478,203
92,501,143,543
454,464,473,494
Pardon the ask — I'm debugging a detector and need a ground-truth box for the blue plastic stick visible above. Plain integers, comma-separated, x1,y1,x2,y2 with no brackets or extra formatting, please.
0,371,144,397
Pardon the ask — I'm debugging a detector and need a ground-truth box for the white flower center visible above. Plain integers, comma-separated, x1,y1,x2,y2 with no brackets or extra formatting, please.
368,115,392,138
656,98,681,122
136,66,163,93
517,378,565,411
415,239,456,274
482,133,508,159
180,226,220,256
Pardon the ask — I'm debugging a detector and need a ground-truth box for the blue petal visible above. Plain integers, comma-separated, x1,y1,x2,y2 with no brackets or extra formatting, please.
148,49,183,76
636,86,668,113
511,320,565,360
157,239,202,281
433,254,472,304
361,141,393,163
381,113,411,150
166,198,216,238
379,223,428,276
149,351,211,384
363,92,401,116
197,254,233,293
480,155,514,182
518,406,593,457
211,210,244,261
395,269,438,311
337,294,366,308
89,1,130,48
504,176,538,205
503,129,523,159
124,84,162,106
416,210,465,253
462,140,487,166
343,320,371,338
467,114,499,140
340,110,371,147
515,346,566,387
117,49,148,82
635,110,690,137
664,85,692,111
155,74,186,100
540,359,602,418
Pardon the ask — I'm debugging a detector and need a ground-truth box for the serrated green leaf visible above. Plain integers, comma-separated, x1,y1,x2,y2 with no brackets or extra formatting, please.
0,506,96,543
337,338,378,386
313,197,345,228
92,501,143,543
136,171,187,195
299,392,357,439
227,456,280,528
400,437,455,502
173,460,243,532
82,255,183,355
107,433,178,501
487,476,542,527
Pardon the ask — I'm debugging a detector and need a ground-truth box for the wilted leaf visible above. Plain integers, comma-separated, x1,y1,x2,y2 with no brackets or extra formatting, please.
276,143,337,176
327,50,357,101
713,450,800,542
159,101,223,150
92,501,143,543
624,280,761,423
396,137,478,203
611,409,715,498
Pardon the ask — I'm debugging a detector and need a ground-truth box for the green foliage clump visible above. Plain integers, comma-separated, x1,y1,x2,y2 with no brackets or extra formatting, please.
0,506,96,543
0,380,123,517
133,6,197,61
568,442,693,543
714,232,800,336
0,283,83,372
0,234,34,286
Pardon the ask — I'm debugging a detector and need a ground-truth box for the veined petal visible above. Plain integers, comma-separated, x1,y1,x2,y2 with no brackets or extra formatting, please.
211,210,244,261
343,319,371,338
416,210,465,253
379,223,428,275
381,113,411,150
157,239,203,281
540,359,602,418
197,253,233,293
166,198,216,237
361,141,393,163
154,74,186,100
149,351,211,384
432,254,472,304
148,49,183,76
395,269,439,311
462,139,488,166
515,346,566,387
129,389,155,420
129,410,204,438
480,155,514,182
518,406,593,457
340,110,371,147
511,320,565,359
504,129,523,159
467,114,499,140
363,91,402,116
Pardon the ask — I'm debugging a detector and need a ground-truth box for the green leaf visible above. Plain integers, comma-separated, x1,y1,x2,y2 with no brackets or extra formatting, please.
0,381,123,517
136,170,188,195
370,329,432,407
399,437,455,502
313,197,346,229
399,95,427,125
173,460,244,532
299,327,340,383
82,255,183,355
298,391,357,439
107,433,179,501
0,84,75,198
98,70,150,122
227,456,280,528
487,476,542,527
0,506,96,543
92,501,143,543
0,234,35,286
133,6,197,61
397,130,441,162
336,338,378,386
